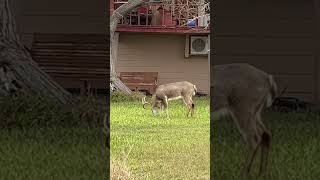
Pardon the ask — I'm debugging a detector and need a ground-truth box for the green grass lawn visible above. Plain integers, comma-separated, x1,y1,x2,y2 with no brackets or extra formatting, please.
110,97,210,179
212,111,320,180
0,127,105,180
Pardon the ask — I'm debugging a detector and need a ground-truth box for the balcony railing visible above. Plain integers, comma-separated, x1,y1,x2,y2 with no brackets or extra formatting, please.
112,0,210,29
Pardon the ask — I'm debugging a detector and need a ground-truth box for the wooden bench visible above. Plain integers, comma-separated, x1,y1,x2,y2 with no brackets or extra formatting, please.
30,33,109,95
119,72,158,94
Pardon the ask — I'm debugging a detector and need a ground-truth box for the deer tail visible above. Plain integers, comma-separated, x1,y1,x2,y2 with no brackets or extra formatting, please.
266,75,278,107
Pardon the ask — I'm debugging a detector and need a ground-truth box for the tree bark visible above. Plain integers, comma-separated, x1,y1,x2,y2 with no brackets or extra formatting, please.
110,31,131,94
0,0,72,104
110,0,147,94
110,0,173,94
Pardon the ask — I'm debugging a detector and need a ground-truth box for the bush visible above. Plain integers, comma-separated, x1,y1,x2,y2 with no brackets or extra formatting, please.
0,93,106,129
111,90,145,103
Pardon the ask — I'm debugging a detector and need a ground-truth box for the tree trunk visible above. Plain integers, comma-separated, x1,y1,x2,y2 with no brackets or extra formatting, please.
0,0,72,104
110,32,131,94
110,0,173,93
110,0,147,94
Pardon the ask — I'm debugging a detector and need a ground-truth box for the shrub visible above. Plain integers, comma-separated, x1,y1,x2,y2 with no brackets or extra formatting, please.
111,91,145,103
0,92,106,129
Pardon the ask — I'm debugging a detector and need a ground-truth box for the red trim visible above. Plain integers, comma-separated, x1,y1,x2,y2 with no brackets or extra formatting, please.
116,26,210,34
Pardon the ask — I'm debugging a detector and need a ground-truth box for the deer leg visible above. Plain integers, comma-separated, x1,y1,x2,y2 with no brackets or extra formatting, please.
163,96,169,119
189,96,195,117
161,102,164,112
160,102,164,114
242,132,261,177
259,131,271,177
256,114,271,176
157,101,164,116
182,98,189,117
183,97,192,117
230,110,261,177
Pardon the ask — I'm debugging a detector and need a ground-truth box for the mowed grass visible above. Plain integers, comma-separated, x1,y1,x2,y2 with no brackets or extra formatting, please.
0,94,107,179
0,127,104,180
111,97,210,179
212,111,320,180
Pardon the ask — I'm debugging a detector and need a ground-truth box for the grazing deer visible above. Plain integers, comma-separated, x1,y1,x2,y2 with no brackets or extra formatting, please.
142,81,197,118
212,63,278,177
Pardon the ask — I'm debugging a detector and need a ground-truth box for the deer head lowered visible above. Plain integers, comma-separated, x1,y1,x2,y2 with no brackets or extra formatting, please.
212,63,278,177
142,81,197,119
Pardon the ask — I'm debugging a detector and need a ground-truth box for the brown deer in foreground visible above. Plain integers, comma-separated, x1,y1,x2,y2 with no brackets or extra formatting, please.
212,63,278,177
142,81,197,119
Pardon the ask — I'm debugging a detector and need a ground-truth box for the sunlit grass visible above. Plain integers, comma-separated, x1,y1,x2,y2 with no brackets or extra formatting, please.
110,97,210,179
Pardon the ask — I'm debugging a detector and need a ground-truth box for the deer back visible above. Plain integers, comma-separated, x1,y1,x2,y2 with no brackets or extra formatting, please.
155,81,196,99
211,63,276,112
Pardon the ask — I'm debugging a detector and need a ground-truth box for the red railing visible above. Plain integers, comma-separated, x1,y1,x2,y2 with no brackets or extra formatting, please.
111,0,210,29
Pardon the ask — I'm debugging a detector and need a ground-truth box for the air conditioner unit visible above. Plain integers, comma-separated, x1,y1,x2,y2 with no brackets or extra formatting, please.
190,36,209,55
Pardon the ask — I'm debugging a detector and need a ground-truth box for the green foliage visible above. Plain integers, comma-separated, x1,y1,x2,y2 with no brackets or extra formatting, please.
0,93,106,129
110,90,145,103
70,94,107,128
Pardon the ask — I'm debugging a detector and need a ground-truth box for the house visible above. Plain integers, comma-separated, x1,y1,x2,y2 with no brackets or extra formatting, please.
111,0,211,95
15,0,318,104
213,0,320,104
